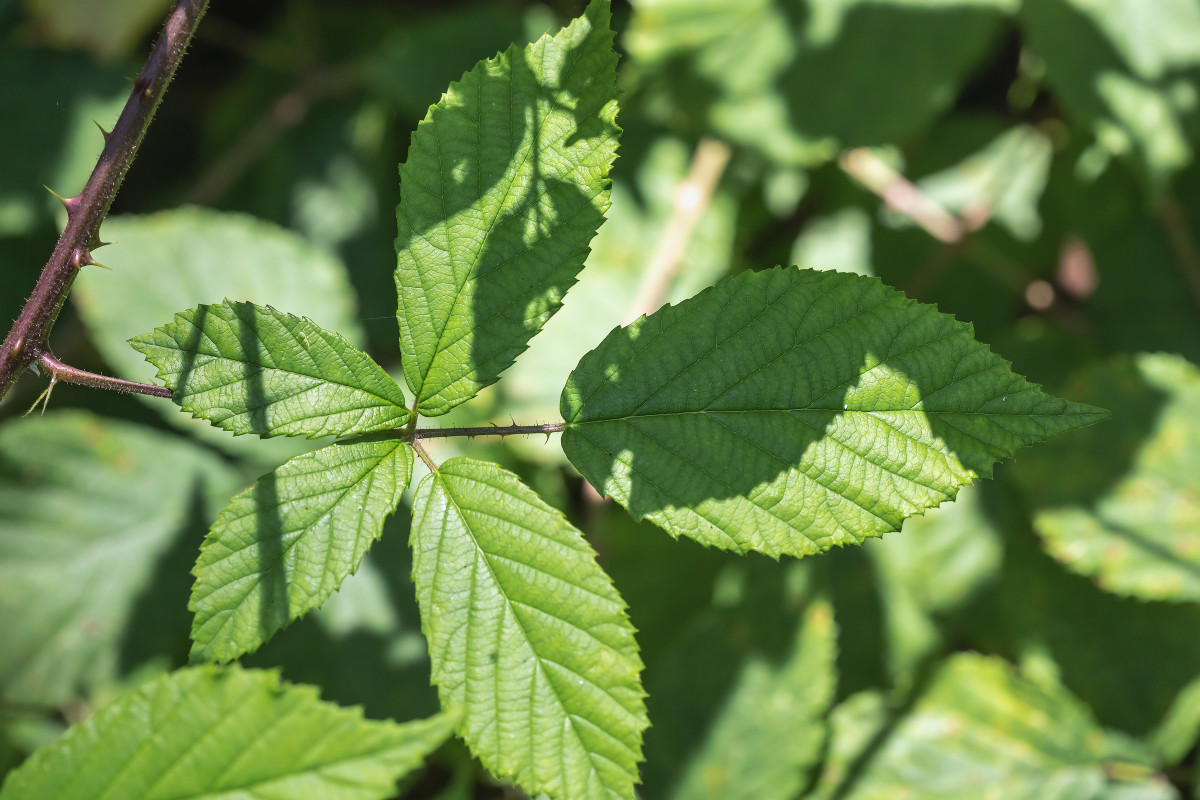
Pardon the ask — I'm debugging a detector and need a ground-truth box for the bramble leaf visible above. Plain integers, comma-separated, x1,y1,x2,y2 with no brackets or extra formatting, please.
0,665,458,800
1017,353,1200,603
190,439,412,663
0,412,239,705
411,458,647,800
809,654,1165,800
131,300,410,438
562,267,1108,559
666,596,837,800
394,0,619,416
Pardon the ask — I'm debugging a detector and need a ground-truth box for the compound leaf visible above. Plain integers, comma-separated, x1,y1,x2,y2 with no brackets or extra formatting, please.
190,438,412,663
562,267,1108,559
132,300,410,438
0,665,458,800
394,0,619,416
411,458,647,800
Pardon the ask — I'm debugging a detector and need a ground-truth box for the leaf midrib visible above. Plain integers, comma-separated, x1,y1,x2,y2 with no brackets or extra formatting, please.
433,469,635,798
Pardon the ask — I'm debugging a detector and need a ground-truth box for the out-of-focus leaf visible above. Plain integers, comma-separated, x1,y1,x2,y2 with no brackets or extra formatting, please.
985,504,1200,761
190,438,412,663
791,208,874,276
904,125,1054,242
563,267,1107,558
1020,0,1200,189
73,209,364,458
0,47,125,236
411,458,647,800
1017,354,1200,602
394,0,620,416
0,665,459,800
360,3,531,117
866,482,1003,685
25,0,170,61
812,653,1163,800
0,412,239,705
627,0,1016,163
664,596,836,800
132,301,409,439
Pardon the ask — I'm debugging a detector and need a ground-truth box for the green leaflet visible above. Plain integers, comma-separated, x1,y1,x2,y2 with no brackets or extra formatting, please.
561,267,1108,559
394,0,619,416
131,300,410,438
810,654,1163,800
411,458,647,800
0,665,459,800
190,439,412,663
0,412,239,705
1017,353,1200,603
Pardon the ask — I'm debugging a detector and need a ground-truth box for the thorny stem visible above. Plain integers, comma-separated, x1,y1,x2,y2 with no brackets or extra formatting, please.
840,147,976,244
0,0,208,403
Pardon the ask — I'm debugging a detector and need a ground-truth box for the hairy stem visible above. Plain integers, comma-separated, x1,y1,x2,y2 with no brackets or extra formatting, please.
408,422,566,441
0,0,208,402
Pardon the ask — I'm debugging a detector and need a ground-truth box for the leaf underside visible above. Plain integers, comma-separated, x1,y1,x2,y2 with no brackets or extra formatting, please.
395,0,620,416
562,267,1108,559
190,438,412,663
0,665,459,800
411,457,647,800
131,299,410,439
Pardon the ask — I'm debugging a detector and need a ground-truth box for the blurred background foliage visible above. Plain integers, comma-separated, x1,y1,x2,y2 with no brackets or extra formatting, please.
2,0,1200,797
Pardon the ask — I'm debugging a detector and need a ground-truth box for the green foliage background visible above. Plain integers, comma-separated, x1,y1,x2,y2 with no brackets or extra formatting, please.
2,0,1199,797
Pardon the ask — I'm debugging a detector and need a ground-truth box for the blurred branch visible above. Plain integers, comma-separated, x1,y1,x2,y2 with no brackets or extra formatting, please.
0,0,207,402
1157,190,1200,304
626,137,732,323
840,147,974,244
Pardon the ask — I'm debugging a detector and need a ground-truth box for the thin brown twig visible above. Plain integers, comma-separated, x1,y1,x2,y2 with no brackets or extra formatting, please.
0,0,208,402
839,147,971,244
1157,190,1200,304
405,422,566,442
626,137,732,323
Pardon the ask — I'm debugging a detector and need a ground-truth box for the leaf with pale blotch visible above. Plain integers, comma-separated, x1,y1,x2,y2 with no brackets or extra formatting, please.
131,300,410,438
0,665,458,800
810,654,1166,800
394,0,619,416
190,438,412,663
411,458,647,800
1018,353,1200,603
562,267,1108,559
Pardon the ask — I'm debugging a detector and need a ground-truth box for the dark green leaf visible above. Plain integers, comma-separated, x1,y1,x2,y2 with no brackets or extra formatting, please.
562,267,1107,558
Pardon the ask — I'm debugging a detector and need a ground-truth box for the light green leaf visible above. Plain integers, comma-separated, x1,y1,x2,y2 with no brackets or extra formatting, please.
0,665,458,800
190,438,412,663
665,596,836,800
0,412,239,705
131,300,409,438
411,458,647,800
811,654,1164,800
562,267,1107,559
1017,353,1200,603
395,0,620,416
